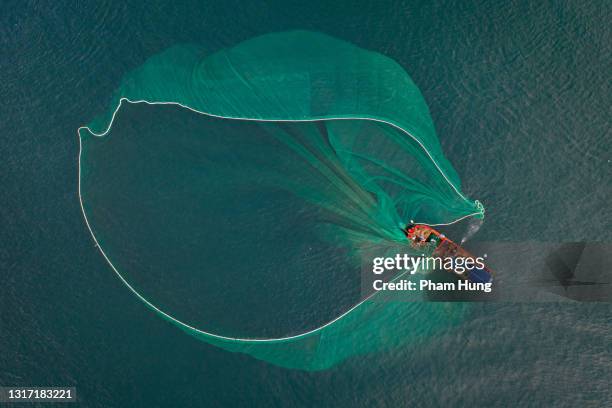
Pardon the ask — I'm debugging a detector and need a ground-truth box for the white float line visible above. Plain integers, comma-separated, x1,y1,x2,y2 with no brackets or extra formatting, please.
78,97,484,205
77,97,484,343
422,213,476,227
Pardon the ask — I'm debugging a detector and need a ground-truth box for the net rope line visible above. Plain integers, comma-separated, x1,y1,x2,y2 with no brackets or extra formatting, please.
77,97,484,343
79,98,484,210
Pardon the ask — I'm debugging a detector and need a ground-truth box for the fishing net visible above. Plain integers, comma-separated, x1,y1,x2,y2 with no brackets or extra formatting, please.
78,31,484,370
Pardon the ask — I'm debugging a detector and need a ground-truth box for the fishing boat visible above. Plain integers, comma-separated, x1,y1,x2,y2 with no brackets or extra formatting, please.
402,224,493,284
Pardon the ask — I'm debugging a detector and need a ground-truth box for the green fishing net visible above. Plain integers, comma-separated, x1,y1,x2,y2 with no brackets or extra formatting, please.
78,31,484,370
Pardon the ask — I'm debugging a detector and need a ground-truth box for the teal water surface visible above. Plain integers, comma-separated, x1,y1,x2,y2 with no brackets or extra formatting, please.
1,0,610,406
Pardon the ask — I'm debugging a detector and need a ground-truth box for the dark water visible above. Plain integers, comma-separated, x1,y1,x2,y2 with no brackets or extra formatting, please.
1,1,610,406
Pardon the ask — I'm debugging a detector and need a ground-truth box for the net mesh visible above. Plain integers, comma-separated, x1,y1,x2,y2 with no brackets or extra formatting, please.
79,30,483,370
